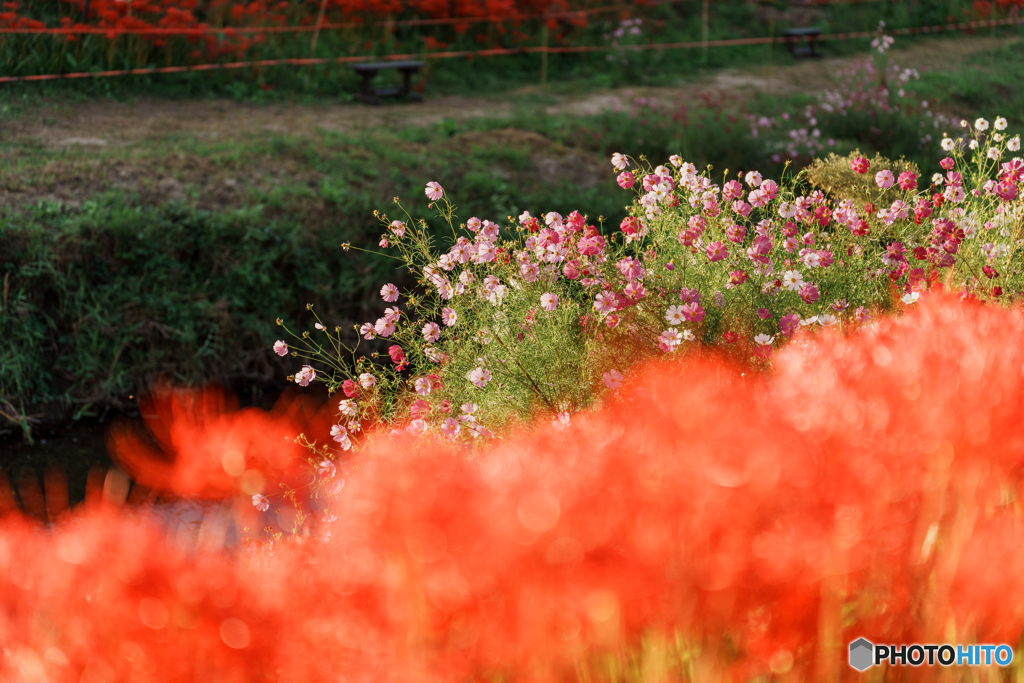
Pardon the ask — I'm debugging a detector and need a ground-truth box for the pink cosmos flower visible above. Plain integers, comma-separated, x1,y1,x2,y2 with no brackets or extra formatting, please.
939,156,955,170
422,322,441,343
359,373,376,389
541,293,559,311
468,367,492,388
681,302,705,323
604,313,620,329
729,270,749,286
760,179,779,200
374,318,395,337
410,399,430,419
441,307,458,326
390,220,406,237
252,494,270,512
425,182,443,201
295,365,315,387
617,171,635,189
875,170,895,189
407,419,428,437
679,287,701,304
577,234,606,256
379,238,389,248
359,323,376,340
624,282,646,301
414,378,432,395
799,282,820,304
706,241,728,262
745,171,763,188
726,224,746,243
611,153,628,170
380,283,399,302
388,345,405,365
594,291,617,314
657,329,683,352
723,179,744,200
757,308,773,319
603,369,623,389
318,458,337,477
441,418,461,439
897,171,917,191
273,340,288,356
851,156,870,174
779,313,800,336
342,380,360,398
996,180,1018,202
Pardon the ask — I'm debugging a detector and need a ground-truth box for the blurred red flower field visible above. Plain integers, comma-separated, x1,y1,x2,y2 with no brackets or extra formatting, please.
3,294,1024,682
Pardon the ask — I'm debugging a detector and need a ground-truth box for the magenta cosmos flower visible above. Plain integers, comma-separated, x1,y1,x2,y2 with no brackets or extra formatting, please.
425,182,443,201
706,241,728,262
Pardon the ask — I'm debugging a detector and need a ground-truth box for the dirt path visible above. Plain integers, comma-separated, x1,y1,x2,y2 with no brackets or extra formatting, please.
0,34,1014,149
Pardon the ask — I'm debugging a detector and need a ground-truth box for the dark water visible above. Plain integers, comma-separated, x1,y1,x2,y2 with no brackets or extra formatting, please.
0,418,116,509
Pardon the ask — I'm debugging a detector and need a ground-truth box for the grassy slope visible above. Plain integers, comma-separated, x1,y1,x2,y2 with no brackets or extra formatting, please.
1,33,1023,429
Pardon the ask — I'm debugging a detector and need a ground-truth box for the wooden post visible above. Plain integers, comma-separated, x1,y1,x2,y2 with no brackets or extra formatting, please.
304,0,330,88
540,23,548,87
702,0,710,64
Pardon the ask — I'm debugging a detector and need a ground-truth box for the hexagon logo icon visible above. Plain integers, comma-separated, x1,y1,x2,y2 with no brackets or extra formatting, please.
849,638,874,671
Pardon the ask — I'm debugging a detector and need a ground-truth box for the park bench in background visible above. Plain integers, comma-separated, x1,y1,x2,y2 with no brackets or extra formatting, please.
782,27,822,59
351,60,425,105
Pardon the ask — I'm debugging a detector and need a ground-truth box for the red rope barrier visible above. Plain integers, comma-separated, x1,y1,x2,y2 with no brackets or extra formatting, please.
0,15,1018,84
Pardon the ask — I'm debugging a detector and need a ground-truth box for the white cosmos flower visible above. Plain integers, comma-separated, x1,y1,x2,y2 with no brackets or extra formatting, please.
665,305,686,326
995,117,1008,131
754,333,774,346
932,173,944,185
969,140,979,150
1009,137,1021,152
941,137,955,151
901,291,920,304
818,313,838,326
988,147,1001,160
975,118,989,131
682,329,695,341
782,270,805,291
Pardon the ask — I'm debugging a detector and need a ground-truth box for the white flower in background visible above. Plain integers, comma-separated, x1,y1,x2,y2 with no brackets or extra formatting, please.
295,366,315,386
975,118,989,131
902,291,920,305
252,494,270,512
754,334,774,346
995,117,1008,131
338,399,358,418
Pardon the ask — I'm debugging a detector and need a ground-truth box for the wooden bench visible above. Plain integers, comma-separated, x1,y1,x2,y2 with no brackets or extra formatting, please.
351,60,425,105
781,27,822,59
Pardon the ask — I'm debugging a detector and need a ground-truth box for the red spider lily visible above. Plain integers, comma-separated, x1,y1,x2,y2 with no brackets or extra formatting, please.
3,294,1024,681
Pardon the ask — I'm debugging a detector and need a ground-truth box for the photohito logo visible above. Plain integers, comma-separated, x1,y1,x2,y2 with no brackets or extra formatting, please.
849,639,1013,671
